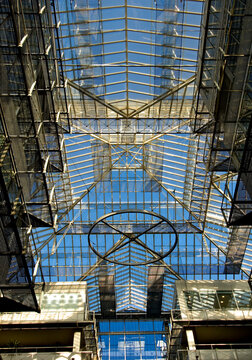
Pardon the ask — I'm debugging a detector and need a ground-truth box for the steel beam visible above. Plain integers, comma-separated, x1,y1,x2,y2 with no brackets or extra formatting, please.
128,75,196,117
66,78,128,118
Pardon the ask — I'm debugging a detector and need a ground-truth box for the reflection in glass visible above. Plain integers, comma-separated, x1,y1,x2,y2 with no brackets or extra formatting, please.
234,291,252,309
200,291,219,309
184,291,201,310
217,291,237,309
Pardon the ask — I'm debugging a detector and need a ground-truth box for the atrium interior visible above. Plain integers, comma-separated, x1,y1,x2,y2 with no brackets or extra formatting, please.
0,0,252,359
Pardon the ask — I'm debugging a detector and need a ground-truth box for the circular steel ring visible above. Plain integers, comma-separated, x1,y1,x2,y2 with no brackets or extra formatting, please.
88,209,178,266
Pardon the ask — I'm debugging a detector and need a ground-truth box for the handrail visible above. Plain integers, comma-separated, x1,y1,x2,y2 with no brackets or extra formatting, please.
171,308,252,322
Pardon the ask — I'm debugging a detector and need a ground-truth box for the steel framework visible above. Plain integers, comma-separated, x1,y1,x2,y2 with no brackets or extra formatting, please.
0,0,251,315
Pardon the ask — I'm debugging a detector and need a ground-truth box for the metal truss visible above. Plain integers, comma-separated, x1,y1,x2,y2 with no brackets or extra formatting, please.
1,0,251,316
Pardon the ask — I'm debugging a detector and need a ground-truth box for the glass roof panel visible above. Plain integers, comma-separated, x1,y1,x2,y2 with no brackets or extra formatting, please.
28,0,252,314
